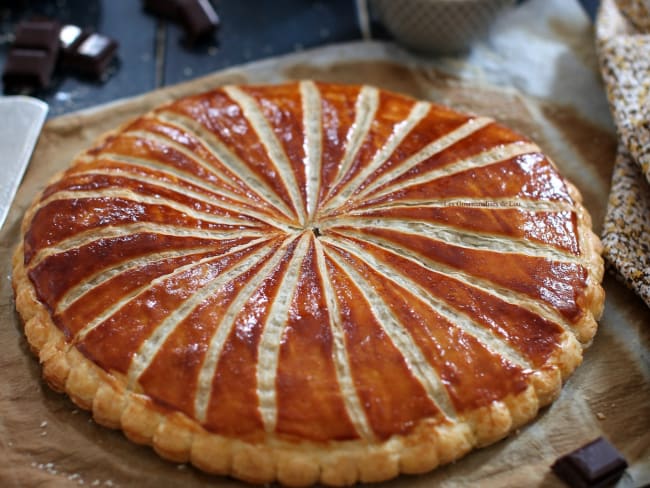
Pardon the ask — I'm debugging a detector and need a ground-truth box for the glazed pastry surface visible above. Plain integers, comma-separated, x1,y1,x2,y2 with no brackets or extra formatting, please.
13,81,604,486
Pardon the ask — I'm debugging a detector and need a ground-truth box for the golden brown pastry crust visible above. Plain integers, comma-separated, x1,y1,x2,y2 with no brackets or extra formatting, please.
13,81,604,486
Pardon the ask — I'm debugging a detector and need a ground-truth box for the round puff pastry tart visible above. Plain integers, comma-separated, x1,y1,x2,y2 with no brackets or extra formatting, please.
13,81,604,486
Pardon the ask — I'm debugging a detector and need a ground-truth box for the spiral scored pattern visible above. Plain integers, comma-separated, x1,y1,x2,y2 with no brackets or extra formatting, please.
14,81,604,485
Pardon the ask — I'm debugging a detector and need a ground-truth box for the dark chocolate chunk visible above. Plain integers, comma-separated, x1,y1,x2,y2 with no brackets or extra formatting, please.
142,0,181,19
62,32,118,79
178,0,220,42
2,48,57,92
59,24,87,51
13,19,61,54
552,437,628,488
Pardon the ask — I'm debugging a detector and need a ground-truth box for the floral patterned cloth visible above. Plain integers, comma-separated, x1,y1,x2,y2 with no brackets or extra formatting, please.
597,0,650,308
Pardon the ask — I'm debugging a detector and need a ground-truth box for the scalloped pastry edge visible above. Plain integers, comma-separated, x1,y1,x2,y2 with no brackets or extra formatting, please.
12,199,603,487
11,86,605,486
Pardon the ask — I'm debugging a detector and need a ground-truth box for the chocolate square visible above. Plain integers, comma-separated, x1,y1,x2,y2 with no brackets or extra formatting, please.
64,32,119,79
59,24,87,51
552,437,628,488
178,0,220,42
14,20,61,54
2,48,57,91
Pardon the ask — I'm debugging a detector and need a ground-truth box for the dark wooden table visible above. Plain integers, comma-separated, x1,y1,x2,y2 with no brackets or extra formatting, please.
0,0,371,117
0,0,599,118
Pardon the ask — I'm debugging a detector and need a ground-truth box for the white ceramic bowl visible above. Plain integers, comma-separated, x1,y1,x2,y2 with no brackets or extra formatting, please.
371,0,516,55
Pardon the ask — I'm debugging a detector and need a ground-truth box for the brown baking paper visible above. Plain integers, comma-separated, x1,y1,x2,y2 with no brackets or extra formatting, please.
1,42,648,487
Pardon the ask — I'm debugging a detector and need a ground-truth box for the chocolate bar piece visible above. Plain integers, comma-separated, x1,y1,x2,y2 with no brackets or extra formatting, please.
59,24,87,52
61,32,118,79
3,19,62,92
552,437,628,488
59,25,90,68
13,19,61,54
2,48,57,91
178,0,219,42
142,0,181,19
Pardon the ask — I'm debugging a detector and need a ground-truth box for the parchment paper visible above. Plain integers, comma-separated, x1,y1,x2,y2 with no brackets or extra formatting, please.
0,40,648,487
